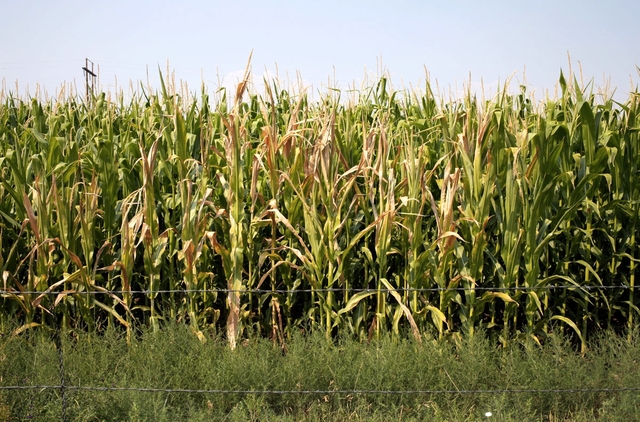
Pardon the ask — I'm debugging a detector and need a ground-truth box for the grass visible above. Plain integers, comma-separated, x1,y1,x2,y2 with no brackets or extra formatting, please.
1,323,639,421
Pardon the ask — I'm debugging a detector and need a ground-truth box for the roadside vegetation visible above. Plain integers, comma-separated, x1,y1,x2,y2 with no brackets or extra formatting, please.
1,323,639,421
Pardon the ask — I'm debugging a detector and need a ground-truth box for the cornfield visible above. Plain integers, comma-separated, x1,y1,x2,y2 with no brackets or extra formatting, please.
1,67,638,350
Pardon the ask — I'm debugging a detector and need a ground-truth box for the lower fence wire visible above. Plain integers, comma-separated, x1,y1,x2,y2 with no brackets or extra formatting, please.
2,385,640,395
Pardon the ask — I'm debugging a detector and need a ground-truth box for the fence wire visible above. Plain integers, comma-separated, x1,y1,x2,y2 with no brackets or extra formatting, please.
2,384,640,395
2,284,640,296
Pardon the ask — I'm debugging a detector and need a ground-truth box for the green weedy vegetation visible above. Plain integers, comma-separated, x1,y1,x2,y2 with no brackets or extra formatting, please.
0,65,639,352
1,323,640,421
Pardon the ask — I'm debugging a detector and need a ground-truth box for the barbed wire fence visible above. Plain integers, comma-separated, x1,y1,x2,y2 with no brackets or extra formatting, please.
5,283,640,296
2,284,640,421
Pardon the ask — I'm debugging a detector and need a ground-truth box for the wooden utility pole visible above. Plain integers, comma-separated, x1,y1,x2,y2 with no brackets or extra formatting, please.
82,58,97,102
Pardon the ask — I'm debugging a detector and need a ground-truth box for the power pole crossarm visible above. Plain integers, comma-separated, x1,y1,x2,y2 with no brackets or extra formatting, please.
82,66,96,77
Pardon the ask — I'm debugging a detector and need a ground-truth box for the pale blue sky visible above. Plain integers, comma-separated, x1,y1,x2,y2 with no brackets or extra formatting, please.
1,0,638,101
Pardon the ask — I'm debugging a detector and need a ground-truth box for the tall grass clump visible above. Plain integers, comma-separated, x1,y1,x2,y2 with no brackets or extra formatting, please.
0,65,638,349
